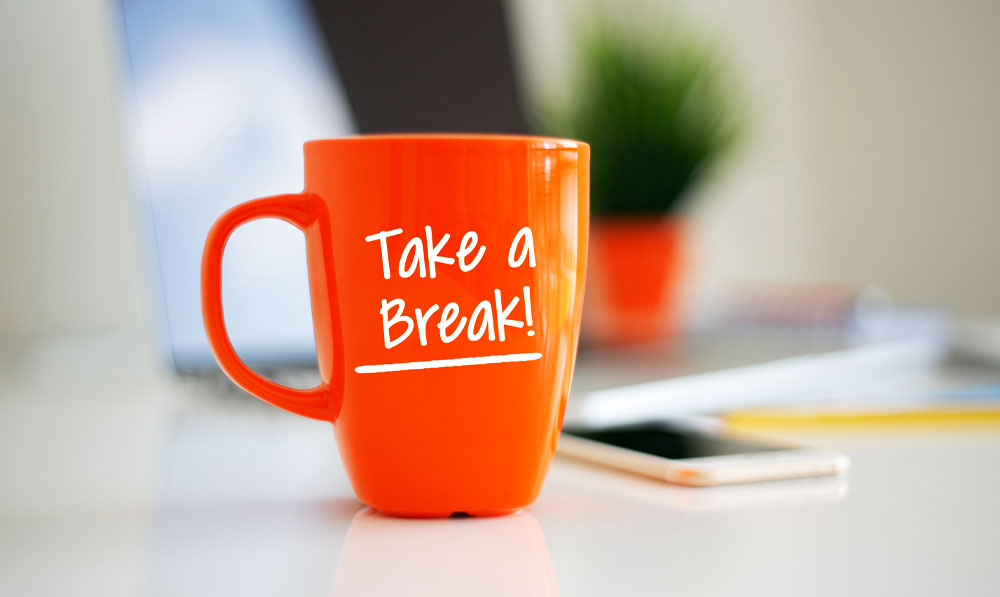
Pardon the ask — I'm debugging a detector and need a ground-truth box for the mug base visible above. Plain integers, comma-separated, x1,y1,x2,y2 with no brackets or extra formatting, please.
376,508,522,519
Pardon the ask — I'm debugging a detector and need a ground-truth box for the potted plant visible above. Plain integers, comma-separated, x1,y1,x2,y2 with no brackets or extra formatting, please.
539,17,741,345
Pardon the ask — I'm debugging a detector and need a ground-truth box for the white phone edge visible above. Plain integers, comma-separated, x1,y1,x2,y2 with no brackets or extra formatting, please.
557,432,849,487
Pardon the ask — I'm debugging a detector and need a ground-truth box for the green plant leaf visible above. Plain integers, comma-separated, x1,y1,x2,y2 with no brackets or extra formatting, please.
536,14,743,215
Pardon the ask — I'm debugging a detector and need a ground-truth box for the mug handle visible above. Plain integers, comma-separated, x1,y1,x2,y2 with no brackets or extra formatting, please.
201,193,332,420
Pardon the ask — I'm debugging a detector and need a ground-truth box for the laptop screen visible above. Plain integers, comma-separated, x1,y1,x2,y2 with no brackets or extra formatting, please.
117,0,355,370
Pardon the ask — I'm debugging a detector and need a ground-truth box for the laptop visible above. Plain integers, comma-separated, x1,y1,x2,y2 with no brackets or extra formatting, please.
115,0,528,373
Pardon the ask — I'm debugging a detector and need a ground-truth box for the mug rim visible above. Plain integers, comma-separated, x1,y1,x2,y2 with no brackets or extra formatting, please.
304,133,588,150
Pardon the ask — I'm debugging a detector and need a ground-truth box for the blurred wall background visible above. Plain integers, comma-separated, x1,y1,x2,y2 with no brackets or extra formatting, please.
508,0,1000,315
2,0,998,344
1,0,147,341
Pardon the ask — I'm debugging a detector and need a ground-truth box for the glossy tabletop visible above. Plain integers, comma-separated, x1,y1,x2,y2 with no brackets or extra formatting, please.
1,337,999,596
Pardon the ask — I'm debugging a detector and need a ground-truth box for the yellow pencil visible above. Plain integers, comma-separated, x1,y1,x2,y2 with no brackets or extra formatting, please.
722,406,1000,429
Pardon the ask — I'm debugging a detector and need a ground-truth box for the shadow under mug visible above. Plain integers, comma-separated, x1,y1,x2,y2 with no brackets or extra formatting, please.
202,135,589,517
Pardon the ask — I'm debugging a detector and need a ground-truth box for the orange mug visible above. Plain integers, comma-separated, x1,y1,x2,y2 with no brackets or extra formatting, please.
202,135,589,517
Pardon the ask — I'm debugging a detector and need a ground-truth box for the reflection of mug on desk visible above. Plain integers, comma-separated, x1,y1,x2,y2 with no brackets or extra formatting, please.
330,508,559,596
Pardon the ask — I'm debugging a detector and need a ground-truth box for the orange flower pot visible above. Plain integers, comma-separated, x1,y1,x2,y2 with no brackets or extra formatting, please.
584,217,686,346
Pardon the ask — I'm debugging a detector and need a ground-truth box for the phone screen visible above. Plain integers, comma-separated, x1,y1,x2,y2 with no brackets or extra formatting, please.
561,421,792,460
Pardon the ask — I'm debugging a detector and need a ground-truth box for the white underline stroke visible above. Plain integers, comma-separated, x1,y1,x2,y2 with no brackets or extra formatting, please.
355,352,543,374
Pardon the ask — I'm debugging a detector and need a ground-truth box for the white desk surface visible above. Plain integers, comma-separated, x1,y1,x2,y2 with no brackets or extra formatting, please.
2,337,1000,596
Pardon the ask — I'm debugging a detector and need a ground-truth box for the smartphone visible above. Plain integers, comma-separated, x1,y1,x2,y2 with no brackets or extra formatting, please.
559,418,848,486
